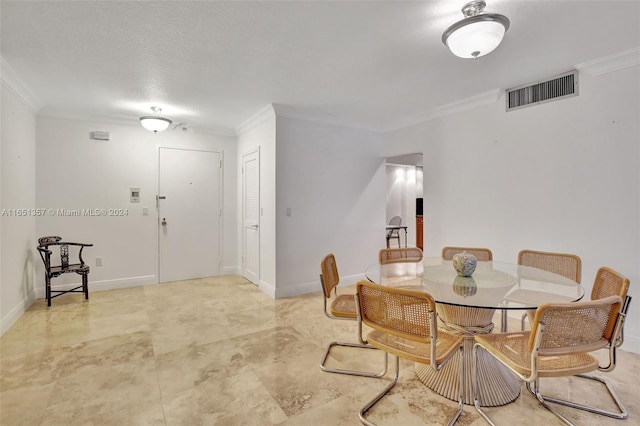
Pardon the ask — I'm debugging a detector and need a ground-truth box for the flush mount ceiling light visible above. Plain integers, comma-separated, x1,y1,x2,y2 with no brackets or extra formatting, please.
139,106,172,133
442,1,510,59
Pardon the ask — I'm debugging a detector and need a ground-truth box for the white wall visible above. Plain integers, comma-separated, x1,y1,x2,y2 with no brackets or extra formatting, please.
274,116,385,298
36,116,237,293
1,84,37,334
381,66,640,353
236,106,277,295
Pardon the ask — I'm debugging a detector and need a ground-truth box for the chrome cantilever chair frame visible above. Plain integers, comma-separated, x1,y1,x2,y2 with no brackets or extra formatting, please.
355,281,464,426
319,254,388,378
473,296,625,426
530,266,631,421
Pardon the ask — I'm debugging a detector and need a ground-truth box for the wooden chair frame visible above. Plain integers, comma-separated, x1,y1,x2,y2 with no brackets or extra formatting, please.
319,254,388,378
518,249,582,331
378,247,423,265
441,246,493,261
473,296,626,425
37,236,93,307
355,281,464,426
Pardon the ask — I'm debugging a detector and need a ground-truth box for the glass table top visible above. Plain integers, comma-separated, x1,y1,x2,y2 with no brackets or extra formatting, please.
364,257,584,310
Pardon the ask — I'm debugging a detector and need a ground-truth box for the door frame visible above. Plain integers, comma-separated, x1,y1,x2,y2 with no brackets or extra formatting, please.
157,146,224,283
241,147,260,284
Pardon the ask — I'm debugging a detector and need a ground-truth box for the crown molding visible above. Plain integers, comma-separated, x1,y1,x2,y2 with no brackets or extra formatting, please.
272,104,380,132
383,89,502,132
235,104,276,136
576,47,640,76
0,57,44,113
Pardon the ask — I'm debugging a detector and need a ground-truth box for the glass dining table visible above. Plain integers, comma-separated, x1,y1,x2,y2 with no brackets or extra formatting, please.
365,257,584,407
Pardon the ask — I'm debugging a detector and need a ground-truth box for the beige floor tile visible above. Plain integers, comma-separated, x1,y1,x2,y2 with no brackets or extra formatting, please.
1,274,638,426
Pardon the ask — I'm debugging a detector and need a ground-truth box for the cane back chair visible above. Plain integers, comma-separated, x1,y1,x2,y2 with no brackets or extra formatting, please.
319,253,388,377
37,236,93,307
473,295,625,425
442,246,493,262
378,247,423,265
355,281,464,426
386,216,402,248
518,250,582,330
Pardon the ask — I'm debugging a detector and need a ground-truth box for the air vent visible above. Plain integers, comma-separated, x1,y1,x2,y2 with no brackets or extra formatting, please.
506,70,578,111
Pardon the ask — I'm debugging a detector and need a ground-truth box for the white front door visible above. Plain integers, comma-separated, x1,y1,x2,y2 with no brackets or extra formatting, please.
158,148,221,283
242,148,260,284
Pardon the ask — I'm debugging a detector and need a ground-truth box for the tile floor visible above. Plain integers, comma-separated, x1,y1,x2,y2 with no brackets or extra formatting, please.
1,275,638,425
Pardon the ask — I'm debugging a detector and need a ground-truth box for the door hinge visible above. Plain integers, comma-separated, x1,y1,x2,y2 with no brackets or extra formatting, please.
219,160,222,168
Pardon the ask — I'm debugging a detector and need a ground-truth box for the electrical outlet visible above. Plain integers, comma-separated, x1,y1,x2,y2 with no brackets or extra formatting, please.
96,257,103,266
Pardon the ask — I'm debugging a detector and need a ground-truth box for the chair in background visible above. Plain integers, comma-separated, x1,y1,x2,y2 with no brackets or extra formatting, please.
441,246,493,261
319,253,388,377
386,216,402,248
378,247,423,264
473,296,626,425
37,236,93,307
518,249,582,330
355,281,464,426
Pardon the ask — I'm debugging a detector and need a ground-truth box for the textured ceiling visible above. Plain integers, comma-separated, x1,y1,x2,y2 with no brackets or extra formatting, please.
1,1,639,134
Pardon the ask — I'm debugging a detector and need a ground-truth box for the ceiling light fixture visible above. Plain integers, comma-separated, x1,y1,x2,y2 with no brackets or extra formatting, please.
442,1,510,59
139,106,172,133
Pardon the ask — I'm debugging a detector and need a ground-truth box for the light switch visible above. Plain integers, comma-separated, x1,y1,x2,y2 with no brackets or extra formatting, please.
142,206,149,215
130,187,140,203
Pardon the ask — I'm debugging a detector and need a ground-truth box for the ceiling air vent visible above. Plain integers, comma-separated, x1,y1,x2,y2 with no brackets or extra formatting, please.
506,70,578,111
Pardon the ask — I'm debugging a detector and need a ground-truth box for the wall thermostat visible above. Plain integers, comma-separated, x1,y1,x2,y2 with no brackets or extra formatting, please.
130,187,140,203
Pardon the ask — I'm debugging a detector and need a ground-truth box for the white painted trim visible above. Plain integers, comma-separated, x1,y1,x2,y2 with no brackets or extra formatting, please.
272,104,379,132
258,279,276,299
384,89,502,132
577,47,640,77
0,56,43,113
36,111,237,137
0,289,37,335
222,266,240,275
274,273,366,299
622,335,640,355
34,275,158,299
235,104,276,136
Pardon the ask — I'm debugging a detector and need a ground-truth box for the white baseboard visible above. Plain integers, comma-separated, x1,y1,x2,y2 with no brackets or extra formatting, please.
259,279,276,299
0,289,37,336
622,335,640,355
273,273,366,299
222,266,240,275
34,275,158,299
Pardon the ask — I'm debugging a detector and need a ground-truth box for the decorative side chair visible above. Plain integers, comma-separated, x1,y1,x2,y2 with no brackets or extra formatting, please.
355,281,464,426
319,253,388,377
442,246,493,261
386,216,402,248
37,236,93,307
378,247,423,265
473,296,625,425
518,249,582,330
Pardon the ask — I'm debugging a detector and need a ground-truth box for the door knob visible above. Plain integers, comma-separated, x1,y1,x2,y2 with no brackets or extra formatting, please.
251,224,259,229
161,218,167,226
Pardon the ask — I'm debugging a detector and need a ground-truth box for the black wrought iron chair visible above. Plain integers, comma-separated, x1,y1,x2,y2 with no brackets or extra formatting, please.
37,236,93,306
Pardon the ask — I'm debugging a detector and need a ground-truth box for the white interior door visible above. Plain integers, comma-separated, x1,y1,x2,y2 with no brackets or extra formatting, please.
158,148,221,283
242,148,260,284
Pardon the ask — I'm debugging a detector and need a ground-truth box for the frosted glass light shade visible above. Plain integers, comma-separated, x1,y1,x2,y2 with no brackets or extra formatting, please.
139,116,172,132
442,13,510,59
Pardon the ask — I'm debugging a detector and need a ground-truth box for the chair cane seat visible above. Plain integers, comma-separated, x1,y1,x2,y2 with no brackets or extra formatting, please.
330,294,357,318
475,332,600,378
368,329,462,365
